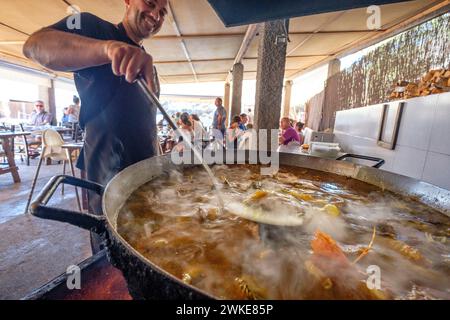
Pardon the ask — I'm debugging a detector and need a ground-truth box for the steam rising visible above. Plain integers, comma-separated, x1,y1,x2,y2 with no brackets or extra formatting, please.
117,164,450,300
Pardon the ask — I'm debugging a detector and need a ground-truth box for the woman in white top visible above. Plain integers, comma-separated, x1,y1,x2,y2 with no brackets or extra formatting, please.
190,114,207,143
174,112,194,152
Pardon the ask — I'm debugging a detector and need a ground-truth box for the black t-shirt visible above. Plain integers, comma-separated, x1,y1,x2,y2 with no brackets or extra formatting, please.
49,13,159,185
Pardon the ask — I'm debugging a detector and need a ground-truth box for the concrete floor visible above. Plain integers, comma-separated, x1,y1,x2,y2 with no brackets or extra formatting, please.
0,156,92,300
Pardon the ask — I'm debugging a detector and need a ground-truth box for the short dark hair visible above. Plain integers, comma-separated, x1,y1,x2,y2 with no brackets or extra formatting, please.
73,95,80,104
232,115,241,124
296,122,305,130
180,112,192,126
191,114,200,122
216,97,223,103
240,113,247,118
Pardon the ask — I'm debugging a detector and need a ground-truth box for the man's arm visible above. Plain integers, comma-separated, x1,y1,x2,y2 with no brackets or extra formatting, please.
23,28,156,91
217,113,223,129
23,28,108,72
45,113,53,125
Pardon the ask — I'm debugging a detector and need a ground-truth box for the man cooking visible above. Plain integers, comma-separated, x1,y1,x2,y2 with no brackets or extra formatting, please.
23,0,168,250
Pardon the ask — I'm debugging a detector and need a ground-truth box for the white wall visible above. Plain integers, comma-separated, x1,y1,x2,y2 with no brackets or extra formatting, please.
334,92,450,190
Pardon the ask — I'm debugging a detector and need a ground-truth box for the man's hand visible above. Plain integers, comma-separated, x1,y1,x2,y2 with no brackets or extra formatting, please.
105,41,156,92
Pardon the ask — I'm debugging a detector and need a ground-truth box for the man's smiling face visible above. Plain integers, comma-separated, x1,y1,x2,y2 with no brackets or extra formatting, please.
125,0,168,40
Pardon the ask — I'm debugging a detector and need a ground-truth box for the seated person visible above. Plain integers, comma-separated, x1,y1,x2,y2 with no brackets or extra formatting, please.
174,112,194,152
190,114,207,144
61,107,70,125
67,95,81,123
29,100,53,126
295,122,305,145
28,101,52,151
239,113,249,131
279,117,301,146
226,115,245,149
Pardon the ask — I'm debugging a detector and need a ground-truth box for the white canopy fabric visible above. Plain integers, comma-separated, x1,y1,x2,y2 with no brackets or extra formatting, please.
0,0,445,83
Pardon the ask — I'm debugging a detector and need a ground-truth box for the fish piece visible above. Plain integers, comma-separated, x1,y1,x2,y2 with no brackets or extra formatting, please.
244,190,269,203
235,276,267,300
322,204,341,217
386,239,427,263
282,189,315,202
153,238,169,247
181,265,205,285
207,208,219,221
311,230,350,267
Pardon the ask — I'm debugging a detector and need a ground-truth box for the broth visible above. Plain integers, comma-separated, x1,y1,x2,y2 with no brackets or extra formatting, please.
117,164,450,300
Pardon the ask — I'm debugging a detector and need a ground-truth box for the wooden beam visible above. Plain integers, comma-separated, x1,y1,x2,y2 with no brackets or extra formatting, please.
287,11,347,56
151,30,383,40
225,24,260,83
0,22,30,36
153,55,330,64
154,33,244,40
161,69,299,78
0,41,26,45
166,1,198,82
0,50,73,80
287,0,450,80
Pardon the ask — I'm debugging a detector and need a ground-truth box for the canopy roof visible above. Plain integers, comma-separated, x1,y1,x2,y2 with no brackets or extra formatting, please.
0,0,446,83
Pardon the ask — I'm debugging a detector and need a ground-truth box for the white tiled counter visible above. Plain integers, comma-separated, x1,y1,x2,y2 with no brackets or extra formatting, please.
334,92,450,190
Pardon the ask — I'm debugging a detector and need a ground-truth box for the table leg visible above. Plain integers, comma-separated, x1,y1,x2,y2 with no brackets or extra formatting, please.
2,137,20,183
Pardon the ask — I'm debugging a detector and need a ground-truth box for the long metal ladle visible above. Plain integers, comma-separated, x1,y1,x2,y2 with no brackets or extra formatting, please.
136,78,304,227
136,78,224,213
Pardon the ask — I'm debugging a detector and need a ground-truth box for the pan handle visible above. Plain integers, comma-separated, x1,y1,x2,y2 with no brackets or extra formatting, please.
336,154,385,169
30,175,106,234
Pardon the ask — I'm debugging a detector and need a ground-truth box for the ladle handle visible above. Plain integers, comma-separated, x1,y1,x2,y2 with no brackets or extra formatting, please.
136,78,178,131
30,175,106,233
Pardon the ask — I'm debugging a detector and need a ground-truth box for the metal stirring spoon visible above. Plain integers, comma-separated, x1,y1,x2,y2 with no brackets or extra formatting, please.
137,78,306,227
136,78,225,213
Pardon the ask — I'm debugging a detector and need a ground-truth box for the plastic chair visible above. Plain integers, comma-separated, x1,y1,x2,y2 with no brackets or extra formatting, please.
25,129,81,214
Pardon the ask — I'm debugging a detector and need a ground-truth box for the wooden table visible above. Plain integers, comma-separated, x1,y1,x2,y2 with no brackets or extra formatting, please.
0,131,31,183
24,126,73,137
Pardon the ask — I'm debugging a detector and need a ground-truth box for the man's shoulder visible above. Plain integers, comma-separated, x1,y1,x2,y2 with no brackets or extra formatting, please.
49,12,117,37
78,12,116,28
285,127,295,134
